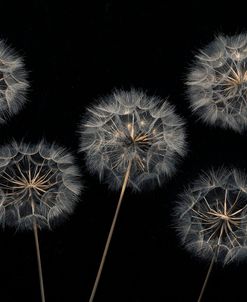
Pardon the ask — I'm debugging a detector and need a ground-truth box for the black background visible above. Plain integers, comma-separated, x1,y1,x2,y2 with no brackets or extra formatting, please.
0,1,247,301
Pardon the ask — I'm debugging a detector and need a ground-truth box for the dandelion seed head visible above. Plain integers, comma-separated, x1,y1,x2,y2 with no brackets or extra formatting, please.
0,40,28,124
0,141,82,230
79,89,187,191
175,168,247,264
187,33,247,132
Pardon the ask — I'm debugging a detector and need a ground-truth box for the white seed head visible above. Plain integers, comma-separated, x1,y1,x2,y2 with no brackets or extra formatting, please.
175,168,247,264
0,40,28,124
187,33,247,132
0,141,82,230
79,89,187,191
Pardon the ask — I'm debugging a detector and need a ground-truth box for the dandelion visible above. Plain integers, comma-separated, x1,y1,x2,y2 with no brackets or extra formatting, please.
79,89,186,191
0,40,28,124
187,33,247,132
175,168,247,301
79,89,187,301
0,141,82,302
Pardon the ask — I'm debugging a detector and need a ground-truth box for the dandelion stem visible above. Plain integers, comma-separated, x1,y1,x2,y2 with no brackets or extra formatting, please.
89,160,132,302
33,220,46,302
197,251,217,302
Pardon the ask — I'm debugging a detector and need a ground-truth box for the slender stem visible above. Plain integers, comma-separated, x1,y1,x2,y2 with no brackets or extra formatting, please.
89,160,132,302
33,220,46,302
197,251,217,302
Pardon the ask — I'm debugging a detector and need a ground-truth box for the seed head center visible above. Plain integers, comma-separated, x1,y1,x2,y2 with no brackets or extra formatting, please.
227,70,247,88
126,123,149,145
217,213,231,221
26,182,37,188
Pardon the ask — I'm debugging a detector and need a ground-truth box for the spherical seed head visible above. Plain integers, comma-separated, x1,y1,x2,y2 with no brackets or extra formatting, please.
187,33,247,132
0,141,82,231
0,40,28,124
79,89,187,191
175,168,247,264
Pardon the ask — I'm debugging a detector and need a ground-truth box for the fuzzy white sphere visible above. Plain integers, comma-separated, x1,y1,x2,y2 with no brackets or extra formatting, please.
187,33,247,132
175,168,247,264
79,89,187,191
0,141,82,230
0,40,28,124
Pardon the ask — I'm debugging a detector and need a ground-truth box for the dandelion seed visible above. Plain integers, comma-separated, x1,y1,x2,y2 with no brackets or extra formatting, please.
0,141,82,302
79,89,187,301
0,41,28,124
175,168,247,301
187,33,247,132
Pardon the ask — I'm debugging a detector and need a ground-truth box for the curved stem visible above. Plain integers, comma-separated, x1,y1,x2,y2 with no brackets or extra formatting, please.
197,251,217,302
89,160,132,302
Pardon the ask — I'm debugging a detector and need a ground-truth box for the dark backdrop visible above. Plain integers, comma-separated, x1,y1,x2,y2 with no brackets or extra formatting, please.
0,1,247,301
